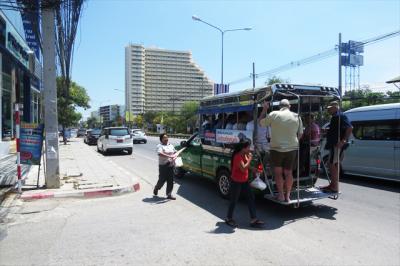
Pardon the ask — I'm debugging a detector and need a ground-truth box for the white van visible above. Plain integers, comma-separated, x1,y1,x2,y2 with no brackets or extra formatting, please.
97,127,133,155
340,103,400,181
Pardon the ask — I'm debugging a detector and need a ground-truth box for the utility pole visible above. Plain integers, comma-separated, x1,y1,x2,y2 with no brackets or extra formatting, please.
169,94,182,114
338,33,342,97
42,7,60,188
252,62,256,89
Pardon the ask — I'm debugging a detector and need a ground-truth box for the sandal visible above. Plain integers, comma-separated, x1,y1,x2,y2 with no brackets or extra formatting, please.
224,218,238,228
250,219,265,228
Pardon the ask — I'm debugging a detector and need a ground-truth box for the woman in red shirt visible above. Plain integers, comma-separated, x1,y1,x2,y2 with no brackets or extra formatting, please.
225,140,264,228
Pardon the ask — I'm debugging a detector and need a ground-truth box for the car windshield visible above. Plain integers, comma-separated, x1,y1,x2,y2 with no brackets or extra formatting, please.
92,129,101,135
110,129,129,136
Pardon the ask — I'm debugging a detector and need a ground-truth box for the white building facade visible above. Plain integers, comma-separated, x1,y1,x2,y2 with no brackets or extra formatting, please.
125,44,213,115
99,105,121,125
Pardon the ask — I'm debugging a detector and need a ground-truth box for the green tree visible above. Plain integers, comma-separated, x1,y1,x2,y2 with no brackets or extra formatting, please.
164,114,181,134
57,77,90,144
386,91,400,103
143,111,158,124
134,115,144,128
86,117,98,129
153,112,166,125
180,101,199,133
266,75,290,85
112,115,124,127
343,88,386,110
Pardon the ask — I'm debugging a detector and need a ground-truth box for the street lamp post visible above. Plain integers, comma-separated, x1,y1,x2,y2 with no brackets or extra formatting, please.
192,15,252,85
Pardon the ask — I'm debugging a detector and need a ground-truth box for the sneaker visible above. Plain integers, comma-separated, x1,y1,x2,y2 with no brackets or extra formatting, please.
153,188,158,196
167,195,176,200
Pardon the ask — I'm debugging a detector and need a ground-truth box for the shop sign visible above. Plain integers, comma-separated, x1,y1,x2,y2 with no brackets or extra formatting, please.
7,31,29,67
20,0,40,59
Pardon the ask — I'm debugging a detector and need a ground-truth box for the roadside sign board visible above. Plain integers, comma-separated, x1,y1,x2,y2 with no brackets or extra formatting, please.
20,123,44,165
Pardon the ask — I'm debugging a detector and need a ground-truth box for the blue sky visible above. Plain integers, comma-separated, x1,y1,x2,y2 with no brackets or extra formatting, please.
72,0,400,118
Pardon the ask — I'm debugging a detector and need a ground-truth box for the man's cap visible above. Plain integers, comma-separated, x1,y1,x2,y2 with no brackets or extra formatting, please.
327,101,339,109
279,99,290,106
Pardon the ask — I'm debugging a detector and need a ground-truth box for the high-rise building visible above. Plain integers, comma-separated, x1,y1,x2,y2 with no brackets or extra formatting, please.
99,105,121,124
125,44,213,115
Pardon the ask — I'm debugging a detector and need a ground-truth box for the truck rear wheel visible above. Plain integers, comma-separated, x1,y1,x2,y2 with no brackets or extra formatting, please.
217,169,231,199
174,167,186,179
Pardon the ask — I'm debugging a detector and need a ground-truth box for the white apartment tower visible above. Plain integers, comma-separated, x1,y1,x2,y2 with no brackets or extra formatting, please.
125,44,213,115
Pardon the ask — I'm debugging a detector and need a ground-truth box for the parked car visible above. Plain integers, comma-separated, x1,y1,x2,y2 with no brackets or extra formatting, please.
131,129,147,144
97,127,133,155
321,103,400,182
77,128,87,137
84,128,101,145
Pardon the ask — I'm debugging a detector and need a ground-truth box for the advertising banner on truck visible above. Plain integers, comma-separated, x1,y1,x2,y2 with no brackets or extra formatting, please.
216,129,253,144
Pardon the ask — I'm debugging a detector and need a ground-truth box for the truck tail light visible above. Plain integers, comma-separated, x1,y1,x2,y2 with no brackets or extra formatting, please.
257,163,263,173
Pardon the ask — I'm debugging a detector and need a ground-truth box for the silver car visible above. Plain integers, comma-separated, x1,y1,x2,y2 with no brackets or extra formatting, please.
131,129,147,144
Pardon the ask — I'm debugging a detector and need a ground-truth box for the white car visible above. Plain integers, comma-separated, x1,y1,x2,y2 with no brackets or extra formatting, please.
131,129,147,144
97,127,133,155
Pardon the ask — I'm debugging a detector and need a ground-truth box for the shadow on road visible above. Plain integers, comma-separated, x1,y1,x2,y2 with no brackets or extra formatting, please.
339,175,400,193
99,151,132,157
142,196,170,205
208,221,235,234
175,174,338,231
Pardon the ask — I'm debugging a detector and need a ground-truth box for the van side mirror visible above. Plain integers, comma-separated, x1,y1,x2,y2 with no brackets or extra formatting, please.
180,141,187,147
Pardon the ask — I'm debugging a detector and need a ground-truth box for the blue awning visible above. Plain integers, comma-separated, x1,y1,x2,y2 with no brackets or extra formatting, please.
198,104,253,115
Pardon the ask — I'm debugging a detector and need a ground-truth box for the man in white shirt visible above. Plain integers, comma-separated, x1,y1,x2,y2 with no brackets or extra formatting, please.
154,133,178,200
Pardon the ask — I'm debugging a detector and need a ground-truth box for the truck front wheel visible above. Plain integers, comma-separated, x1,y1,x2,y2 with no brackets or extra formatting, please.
217,169,231,199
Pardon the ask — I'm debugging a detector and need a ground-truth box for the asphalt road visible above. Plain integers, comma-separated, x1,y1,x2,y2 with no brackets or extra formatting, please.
1,137,399,266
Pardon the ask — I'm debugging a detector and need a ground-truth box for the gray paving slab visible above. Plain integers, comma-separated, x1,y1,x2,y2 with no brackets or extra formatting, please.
21,138,138,194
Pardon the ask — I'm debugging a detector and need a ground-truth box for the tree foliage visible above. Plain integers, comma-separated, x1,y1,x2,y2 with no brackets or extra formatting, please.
134,115,144,128
86,117,98,129
144,101,199,133
57,77,90,130
341,87,398,111
266,75,290,85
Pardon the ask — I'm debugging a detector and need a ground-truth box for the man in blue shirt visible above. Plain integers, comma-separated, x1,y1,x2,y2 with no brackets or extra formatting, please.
322,101,353,193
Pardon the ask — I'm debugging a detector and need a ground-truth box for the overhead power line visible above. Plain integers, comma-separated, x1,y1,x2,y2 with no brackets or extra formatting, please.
228,30,400,86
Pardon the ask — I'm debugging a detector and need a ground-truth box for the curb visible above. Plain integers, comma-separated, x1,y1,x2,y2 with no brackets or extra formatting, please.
20,182,140,200
0,187,13,203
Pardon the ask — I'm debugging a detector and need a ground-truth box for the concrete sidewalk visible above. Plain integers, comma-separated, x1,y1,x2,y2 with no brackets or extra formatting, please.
20,138,140,200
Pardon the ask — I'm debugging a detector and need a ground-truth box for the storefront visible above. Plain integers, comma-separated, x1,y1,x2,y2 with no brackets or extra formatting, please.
0,10,41,157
